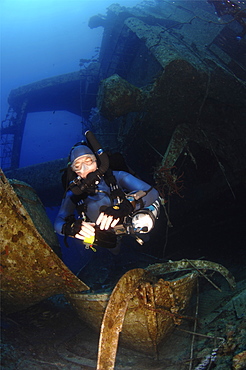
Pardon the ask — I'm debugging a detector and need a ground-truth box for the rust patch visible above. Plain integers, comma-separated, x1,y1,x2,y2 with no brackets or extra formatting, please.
11,230,24,243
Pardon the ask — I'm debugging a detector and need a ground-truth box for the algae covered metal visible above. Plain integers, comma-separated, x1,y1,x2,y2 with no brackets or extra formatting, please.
68,260,236,369
96,268,198,369
68,267,198,359
0,169,88,313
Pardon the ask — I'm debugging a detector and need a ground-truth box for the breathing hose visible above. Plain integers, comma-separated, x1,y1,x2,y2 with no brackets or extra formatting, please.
85,130,109,177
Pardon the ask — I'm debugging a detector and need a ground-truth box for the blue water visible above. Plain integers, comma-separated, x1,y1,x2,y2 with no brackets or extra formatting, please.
1,0,140,149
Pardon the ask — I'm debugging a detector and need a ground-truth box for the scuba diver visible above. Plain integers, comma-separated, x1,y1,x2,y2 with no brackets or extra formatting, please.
54,131,160,255
208,0,246,37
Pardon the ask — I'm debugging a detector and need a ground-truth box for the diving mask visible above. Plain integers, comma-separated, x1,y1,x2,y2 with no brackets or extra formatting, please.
71,154,96,173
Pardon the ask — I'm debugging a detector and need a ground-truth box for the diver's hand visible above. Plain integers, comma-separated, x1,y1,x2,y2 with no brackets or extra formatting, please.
96,212,120,230
96,199,134,231
75,222,95,240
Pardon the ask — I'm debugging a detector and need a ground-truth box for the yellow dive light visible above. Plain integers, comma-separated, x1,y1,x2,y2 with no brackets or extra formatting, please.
84,235,95,245
84,235,96,252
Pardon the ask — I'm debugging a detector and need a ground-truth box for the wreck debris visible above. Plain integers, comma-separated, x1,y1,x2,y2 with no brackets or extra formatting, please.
0,169,89,313
96,267,198,369
67,291,111,334
8,178,61,256
146,259,236,290
96,268,147,370
124,17,201,70
96,260,235,369
4,158,68,207
88,14,106,29
65,261,236,367
232,350,246,370
97,74,147,120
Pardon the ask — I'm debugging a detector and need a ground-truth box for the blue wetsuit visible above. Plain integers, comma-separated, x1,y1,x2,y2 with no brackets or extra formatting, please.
54,170,159,236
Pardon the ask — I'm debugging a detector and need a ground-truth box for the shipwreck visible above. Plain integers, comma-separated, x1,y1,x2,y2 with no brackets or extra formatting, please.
1,0,246,368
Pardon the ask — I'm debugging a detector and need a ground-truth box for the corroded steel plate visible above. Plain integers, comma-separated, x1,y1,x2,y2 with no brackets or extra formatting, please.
0,169,89,313
68,268,198,362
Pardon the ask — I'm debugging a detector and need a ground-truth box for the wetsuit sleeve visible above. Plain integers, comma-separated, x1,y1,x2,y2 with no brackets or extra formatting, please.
54,191,77,235
115,171,159,210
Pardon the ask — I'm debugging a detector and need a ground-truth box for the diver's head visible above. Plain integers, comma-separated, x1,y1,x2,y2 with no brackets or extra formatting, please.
70,145,97,178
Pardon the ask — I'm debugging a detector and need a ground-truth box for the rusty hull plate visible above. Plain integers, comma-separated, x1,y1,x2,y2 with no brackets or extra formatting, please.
0,169,89,314
68,268,198,361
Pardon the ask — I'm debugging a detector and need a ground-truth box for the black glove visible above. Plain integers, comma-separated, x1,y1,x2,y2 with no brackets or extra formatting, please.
102,198,134,220
61,215,83,237
94,228,118,248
